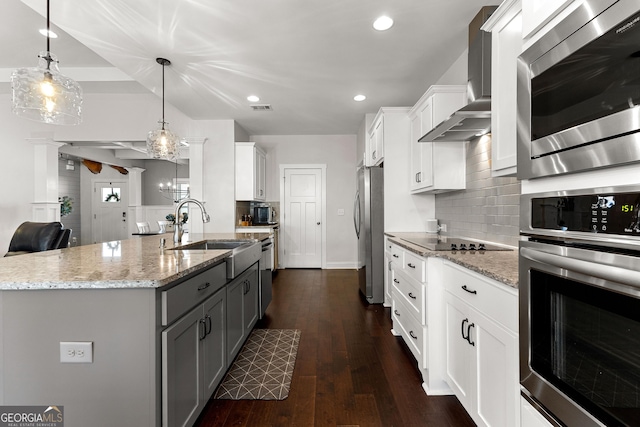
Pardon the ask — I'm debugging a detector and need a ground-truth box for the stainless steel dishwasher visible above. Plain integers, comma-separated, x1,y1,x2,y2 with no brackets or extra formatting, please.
259,238,273,317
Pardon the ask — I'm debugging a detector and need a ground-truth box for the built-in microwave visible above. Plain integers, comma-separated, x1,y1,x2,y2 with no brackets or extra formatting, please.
517,0,640,180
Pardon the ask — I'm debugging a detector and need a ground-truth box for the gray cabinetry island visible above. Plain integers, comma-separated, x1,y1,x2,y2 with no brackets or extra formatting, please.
0,232,269,427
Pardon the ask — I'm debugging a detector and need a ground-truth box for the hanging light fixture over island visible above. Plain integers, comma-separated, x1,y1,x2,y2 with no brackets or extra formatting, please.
11,0,82,125
147,58,181,160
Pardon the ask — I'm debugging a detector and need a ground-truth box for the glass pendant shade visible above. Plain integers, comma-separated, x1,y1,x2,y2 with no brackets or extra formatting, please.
11,51,82,125
147,57,180,160
146,127,180,160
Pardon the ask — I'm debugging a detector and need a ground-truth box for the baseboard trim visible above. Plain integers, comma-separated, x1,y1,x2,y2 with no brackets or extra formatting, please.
324,261,358,269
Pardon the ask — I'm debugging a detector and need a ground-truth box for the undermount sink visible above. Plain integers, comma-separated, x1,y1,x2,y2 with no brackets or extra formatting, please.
170,240,261,279
179,241,249,250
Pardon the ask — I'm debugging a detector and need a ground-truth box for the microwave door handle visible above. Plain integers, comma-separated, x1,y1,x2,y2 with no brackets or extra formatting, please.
521,247,640,287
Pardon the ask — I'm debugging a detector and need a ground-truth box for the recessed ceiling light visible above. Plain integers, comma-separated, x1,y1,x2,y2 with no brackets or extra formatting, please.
247,95,260,102
39,28,58,38
373,16,394,31
354,94,366,102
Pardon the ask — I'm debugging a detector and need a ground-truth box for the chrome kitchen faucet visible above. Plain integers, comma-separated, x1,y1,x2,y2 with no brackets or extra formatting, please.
173,198,210,243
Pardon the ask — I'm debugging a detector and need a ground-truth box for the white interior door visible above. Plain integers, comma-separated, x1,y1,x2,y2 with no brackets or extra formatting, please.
283,168,322,268
93,181,128,243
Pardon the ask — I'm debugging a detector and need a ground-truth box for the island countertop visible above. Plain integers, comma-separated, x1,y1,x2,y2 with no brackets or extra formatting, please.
0,232,270,291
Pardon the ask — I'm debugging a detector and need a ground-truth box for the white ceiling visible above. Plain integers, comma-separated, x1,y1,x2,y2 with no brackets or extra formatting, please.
2,0,498,138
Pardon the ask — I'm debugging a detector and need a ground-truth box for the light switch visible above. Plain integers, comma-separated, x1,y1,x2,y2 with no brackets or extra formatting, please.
337,209,345,216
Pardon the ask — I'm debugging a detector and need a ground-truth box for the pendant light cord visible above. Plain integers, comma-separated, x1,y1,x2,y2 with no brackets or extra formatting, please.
46,0,50,52
161,62,165,130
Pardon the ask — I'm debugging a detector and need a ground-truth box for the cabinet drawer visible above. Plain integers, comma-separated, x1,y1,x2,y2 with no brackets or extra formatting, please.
392,268,425,324
404,250,426,283
443,262,517,331
390,244,403,264
162,262,227,326
392,296,424,363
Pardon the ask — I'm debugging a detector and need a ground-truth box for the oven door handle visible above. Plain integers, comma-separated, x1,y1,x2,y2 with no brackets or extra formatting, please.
521,246,640,287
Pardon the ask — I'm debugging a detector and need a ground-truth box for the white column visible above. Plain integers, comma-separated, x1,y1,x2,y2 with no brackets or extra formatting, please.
185,137,207,234
28,135,65,222
126,167,146,235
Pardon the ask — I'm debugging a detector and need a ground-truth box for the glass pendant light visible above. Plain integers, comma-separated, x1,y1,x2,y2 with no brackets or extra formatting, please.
146,58,180,160
11,0,82,125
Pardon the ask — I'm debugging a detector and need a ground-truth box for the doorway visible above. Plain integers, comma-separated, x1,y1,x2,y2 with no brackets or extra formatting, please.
92,180,128,243
280,165,326,268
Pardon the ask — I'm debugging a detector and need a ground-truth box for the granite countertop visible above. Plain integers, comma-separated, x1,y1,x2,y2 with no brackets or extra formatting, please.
0,232,270,291
386,232,519,288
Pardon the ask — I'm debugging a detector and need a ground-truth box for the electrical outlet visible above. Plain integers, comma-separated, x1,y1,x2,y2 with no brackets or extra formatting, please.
60,342,93,363
337,209,345,216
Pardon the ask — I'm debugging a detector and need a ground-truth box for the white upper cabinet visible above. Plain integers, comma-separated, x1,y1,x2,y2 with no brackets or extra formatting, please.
235,142,266,201
482,0,523,177
408,85,467,194
366,112,385,167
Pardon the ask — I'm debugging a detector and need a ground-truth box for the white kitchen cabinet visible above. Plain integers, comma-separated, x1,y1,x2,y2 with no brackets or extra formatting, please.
383,237,394,307
483,0,522,177
521,397,556,427
408,85,467,193
235,142,266,201
162,287,226,427
389,241,450,395
443,261,519,427
365,112,384,166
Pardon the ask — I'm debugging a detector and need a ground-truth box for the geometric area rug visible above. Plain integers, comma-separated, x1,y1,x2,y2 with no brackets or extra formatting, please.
214,329,301,400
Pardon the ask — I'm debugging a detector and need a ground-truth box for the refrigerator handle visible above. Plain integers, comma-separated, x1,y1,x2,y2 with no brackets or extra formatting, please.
353,190,361,239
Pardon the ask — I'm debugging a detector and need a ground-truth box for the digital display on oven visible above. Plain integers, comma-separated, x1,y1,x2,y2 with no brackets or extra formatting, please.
531,192,640,234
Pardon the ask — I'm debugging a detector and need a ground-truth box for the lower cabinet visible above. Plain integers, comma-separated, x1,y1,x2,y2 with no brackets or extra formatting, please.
162,288,226,427
227,262,259,363
389,241,449,395
443,261,519,427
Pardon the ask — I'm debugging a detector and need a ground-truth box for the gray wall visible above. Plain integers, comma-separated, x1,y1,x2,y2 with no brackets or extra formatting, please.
58,157,81,246
435,135,520,247
142,160,189,206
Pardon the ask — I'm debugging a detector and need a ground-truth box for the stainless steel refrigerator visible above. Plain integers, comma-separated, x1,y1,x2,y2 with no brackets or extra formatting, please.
353,165,384,304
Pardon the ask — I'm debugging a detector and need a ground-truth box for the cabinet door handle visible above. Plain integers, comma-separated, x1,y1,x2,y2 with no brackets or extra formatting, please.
393,254,399,258
372,150,377,160
205,314,212,336
466,323,475,346
407,263,416,269
393,278,400,284
199,318,207,340
461,285,477,295
197,282,211,291
408,292,416,300
409,331,418,340
461,318,469,341
394,309,400,317
418,172,422,183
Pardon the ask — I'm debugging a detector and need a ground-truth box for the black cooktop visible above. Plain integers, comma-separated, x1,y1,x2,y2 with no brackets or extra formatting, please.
400,236,512,251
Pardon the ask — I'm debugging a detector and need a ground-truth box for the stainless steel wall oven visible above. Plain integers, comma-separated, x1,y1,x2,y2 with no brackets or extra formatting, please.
517,0,640,179
520,185,640,427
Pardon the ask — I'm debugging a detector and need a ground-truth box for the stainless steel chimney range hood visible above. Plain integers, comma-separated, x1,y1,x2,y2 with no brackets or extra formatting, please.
419,6,497,143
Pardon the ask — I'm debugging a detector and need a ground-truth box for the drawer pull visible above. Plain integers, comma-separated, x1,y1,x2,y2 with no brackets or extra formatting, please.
197,282,211,291
393,254,399,258
407,263,416,269
394,309,400,316
461,285,477,294
408,292,417,300
409,331,418,340
394,278,400,284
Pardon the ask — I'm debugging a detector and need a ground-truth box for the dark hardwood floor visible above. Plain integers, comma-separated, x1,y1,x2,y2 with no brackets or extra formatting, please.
195,269,475,427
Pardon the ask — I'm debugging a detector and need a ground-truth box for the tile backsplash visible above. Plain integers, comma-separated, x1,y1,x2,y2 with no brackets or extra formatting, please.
435,136,520,247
